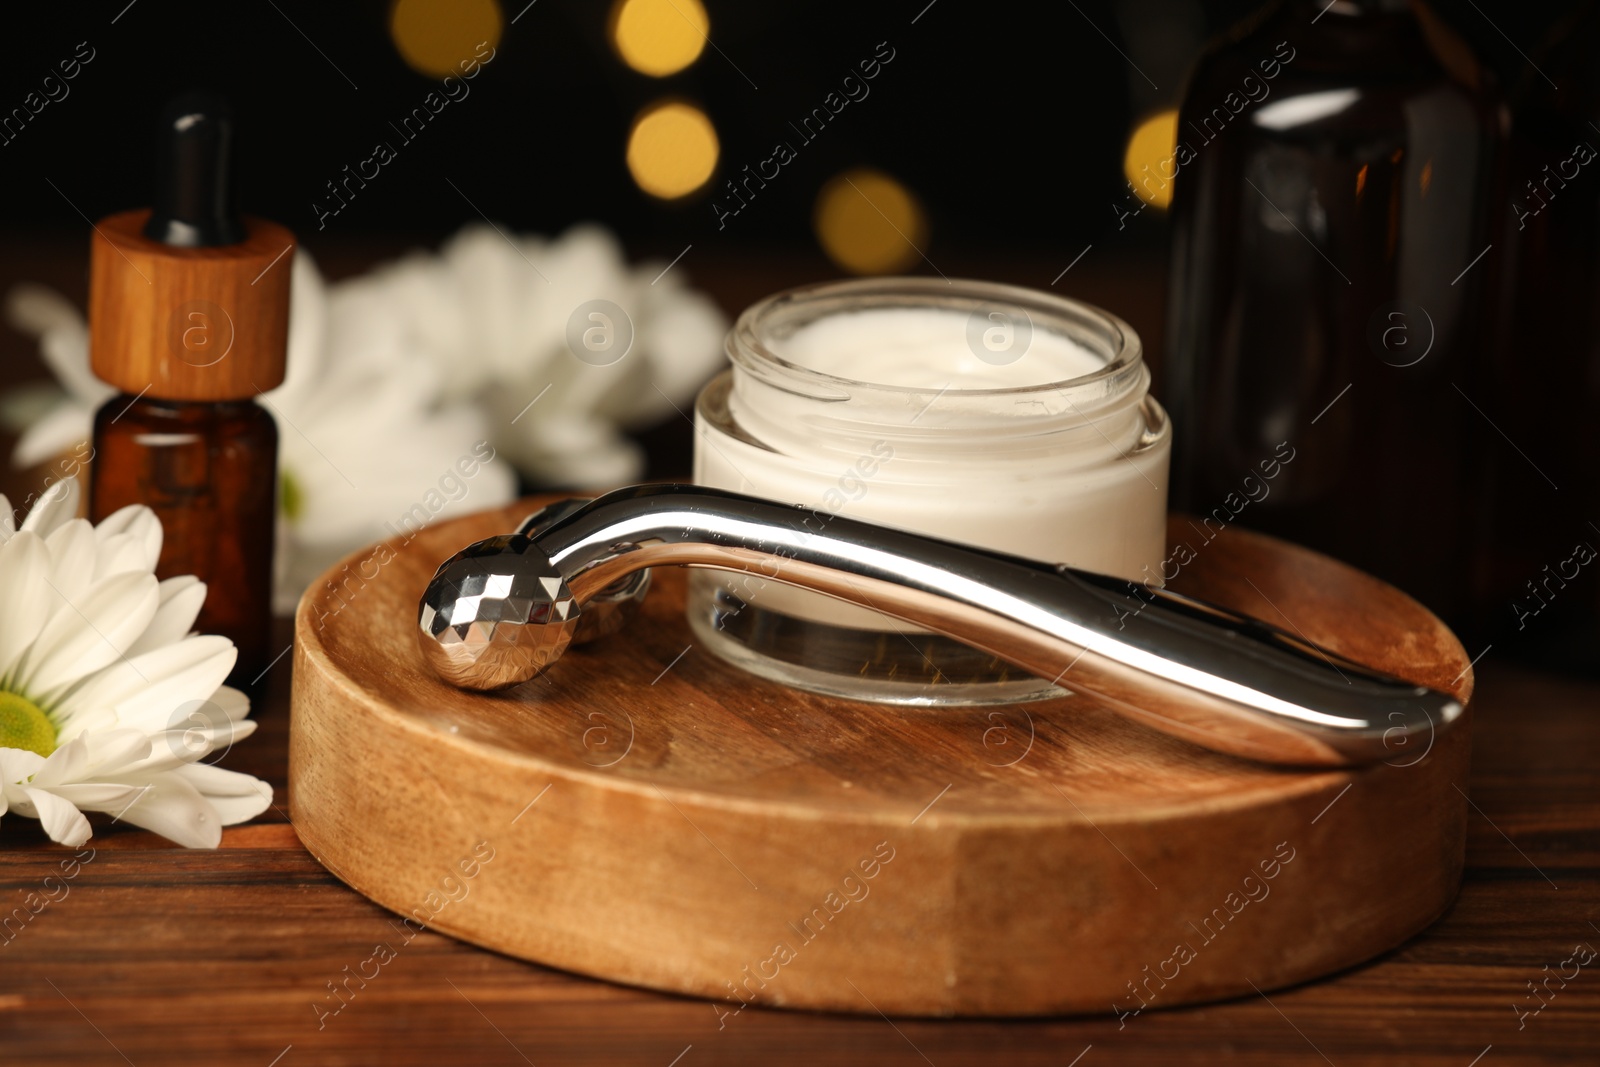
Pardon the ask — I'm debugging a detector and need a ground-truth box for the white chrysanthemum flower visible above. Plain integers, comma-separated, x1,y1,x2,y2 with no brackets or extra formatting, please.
0,478,269,848
266,251,517,611
341,223,727,487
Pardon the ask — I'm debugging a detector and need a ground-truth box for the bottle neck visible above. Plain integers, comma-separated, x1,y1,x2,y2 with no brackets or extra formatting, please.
110,393,265,420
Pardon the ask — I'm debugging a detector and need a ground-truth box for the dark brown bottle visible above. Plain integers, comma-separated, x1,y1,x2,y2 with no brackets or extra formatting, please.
86,94,294,683
91,398,278,679
1480,3,1600,671
1164,0,1503,625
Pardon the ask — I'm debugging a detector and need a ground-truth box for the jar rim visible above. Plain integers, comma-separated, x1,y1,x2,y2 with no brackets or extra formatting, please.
729,276,1144,402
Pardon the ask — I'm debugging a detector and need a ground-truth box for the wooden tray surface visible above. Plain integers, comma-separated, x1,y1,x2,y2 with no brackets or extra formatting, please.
289,501,1472,1017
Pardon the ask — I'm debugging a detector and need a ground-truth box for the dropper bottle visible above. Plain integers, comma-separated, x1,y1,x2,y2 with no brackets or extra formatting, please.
88,93,294,683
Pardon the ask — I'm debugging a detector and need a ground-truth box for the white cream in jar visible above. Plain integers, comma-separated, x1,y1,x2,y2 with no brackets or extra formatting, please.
691,277,1170,705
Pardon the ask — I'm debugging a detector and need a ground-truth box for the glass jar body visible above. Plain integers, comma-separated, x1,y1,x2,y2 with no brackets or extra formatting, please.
690,278,1170,705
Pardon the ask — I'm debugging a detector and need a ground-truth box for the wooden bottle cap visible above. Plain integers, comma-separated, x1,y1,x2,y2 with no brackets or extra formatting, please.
89,208,295,401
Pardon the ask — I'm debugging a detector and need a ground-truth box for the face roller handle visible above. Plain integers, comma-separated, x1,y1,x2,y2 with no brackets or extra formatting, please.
418,484,1463,767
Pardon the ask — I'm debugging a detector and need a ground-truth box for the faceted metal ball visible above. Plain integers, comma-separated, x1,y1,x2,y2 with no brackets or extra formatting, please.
417,534,581,691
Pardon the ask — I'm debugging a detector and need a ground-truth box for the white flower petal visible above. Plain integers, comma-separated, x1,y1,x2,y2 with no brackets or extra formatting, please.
54,634,235,732
48,780,149,812
210,685,251,723
93,505,162,572
28,734,88,788
77,728,153,777
19,477,79,536
90,503,142,538
125,576,208,659
13,403,93,470
5,291,112,410
0,531,52,680
622,292,726,426
48,697,117,741
127,718,255,776
110,642,237,735
23,570,160,696
21,787,91,846
5,283,83,339
92,531,152,581
44,518,97,608
112,772,221,848
41,327,114,408
0,745,45,784
173,762,273,825
0,494,13,540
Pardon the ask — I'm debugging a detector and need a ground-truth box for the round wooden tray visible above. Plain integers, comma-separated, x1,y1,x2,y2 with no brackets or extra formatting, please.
289,500,1473,1018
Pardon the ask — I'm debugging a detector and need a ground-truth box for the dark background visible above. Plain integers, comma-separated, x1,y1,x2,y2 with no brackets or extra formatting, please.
0,1,1578,261
0,0,1588,624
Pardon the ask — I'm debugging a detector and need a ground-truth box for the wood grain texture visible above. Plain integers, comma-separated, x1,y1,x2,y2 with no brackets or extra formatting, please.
0,248,1594,1063
89,208,294,399
286,502,1474,1019
0,552,1591,1066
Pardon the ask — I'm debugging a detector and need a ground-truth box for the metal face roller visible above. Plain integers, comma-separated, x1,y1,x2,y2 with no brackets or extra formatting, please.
417,484,1463,767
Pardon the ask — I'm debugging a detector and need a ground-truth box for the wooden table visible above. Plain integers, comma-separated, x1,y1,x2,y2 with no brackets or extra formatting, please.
0,243,1595,1062
0,617,1594,1065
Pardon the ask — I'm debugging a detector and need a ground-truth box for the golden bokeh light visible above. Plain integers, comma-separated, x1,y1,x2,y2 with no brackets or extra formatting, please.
813,169,927,276
1123,109,1179,210
390,0,504,79
626,101,719,199
610,0,709,77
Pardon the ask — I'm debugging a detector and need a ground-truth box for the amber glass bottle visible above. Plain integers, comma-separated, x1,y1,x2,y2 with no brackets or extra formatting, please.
1482,6,1600,670
1164,0,1502,626
87,95,294,683
91,399,278,679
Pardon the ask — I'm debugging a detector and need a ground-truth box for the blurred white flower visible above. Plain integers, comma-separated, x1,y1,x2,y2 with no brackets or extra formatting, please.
266,252,516,612
340,223,727,487
0,478,269,848
3,224,725,609
0,283,107,471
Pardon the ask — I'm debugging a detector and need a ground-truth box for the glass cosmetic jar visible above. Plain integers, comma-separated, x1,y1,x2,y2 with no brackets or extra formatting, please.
690,277,1170,705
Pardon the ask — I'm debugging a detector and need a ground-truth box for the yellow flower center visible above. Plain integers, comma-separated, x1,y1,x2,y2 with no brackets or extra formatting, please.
0,691,56,758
